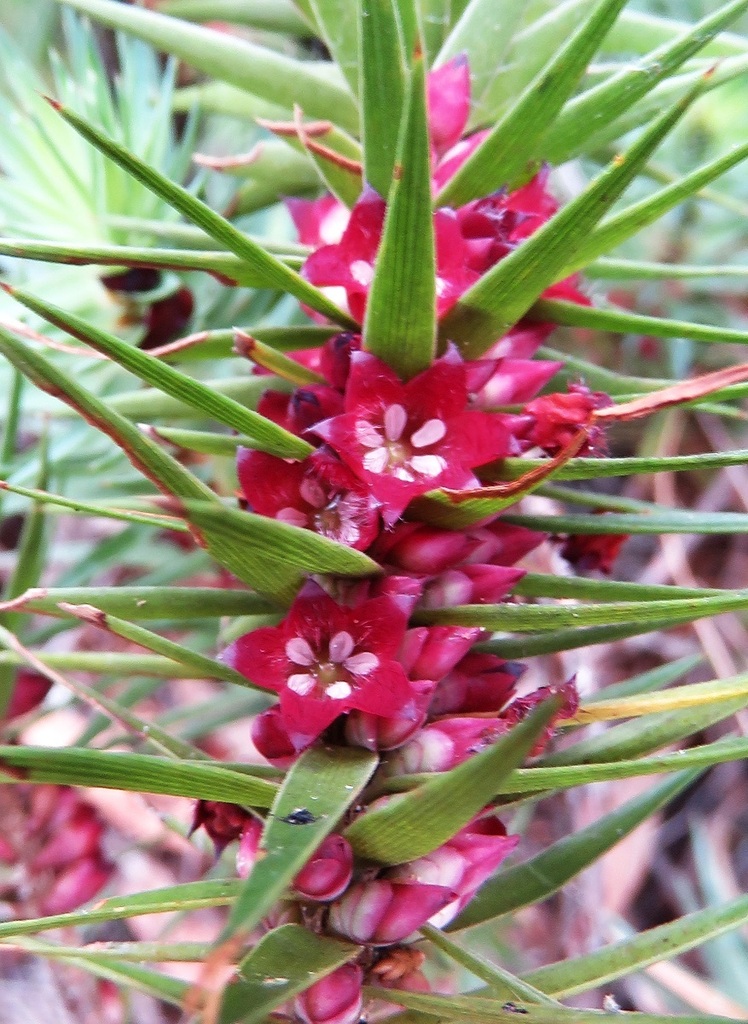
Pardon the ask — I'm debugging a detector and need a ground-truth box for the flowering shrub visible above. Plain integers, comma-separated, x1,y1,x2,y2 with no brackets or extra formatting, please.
2,2,748,1022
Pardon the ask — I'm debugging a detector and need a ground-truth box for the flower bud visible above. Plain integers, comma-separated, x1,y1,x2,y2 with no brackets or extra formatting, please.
191,801,253,855
4,670,52,720
389,816,518,926
294,964,363,1024
329,880,455,945
293,834,353,902
374,521,474,575
40,854,112,916
386,717,508,775
420,565,524,608
344,680,435,751
429,653,522,716
251,706,307,769
398,626,482,681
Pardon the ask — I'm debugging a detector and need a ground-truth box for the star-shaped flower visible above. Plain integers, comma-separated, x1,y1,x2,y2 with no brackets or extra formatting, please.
222,583,414,745
312,348,511,524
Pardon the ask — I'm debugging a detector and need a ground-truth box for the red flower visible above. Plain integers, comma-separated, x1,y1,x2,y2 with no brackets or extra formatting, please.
523,382,613,456
222,582,414,743
237,448,380,550
559,524,628,574
287,194,350,248
313,348,511,524
427,54,471,159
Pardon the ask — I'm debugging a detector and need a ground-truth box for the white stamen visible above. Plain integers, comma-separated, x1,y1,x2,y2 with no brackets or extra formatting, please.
356,420,384,448
383,403,407,442
363,447,389,473
344,651,379,675
299,477,326,508
326,680,353,700
410,418,447,448
287,673,316,695
410,454,447,477
350,259,374,286
329,630,355,663
285,637,316,666
276,507,308,528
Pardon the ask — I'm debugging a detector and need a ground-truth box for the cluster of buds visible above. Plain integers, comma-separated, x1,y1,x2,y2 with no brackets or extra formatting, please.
0,671,113,919
193,55,615,1022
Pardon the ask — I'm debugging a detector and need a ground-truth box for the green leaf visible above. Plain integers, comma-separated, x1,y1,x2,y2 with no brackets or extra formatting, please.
437,0,629,206
181,501,379,605
46,97,356,327
219,926,359,1024
449,770,699,930
525,894,748,999
54,0,359,132
221,745,377,941
415,589,748,631
497,447,748,482
571,672,748,725
588,257,748,280
158,0,310,33
439,77,705,357
1,586,271,619
366,986,746,1024
541,0,748,164
0,238,284,286
344,699,560,865
435,0,527,130
0,879,241,939
0,746,278,805
360,0,407,195
503,507,748,535
294,0,361,95
561,140,748,272
513,572,715,603
0,327,218,506
107,375,292,422
363,53,436,377
533,297,748,349
0,650,251,679
6,287,314,460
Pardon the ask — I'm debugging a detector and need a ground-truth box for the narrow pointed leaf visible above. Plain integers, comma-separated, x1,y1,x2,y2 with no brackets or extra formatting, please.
344,699,560,864
514,573,716,603
107,376,292,421
293,0,361,95
46,97,356,327
564,142,748,273
588,257,748,280
219,926,358,1024
525,894,748,999
449,770,699,930
158,0,310,33
0,239,278,286
437,0,629,206
503,508,748,534
54,0,359,131
368,987,744,1024
440,80,704,357
221,746,377,941
0,327,217,506
181,500,379,605
0,880,242,939
497,448,748,482
6,286,314,459
0,651,240,678
364,54,436,377
541,0,748,164
0,586,271,620
360,0,407,194
0,746,277,805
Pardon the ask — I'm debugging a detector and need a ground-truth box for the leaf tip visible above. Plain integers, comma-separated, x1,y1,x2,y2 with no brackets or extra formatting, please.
41,94,62,112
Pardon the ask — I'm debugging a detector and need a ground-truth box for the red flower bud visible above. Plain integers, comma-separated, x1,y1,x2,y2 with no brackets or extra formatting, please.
345,679,435,751
329,880,455,945
294,964,363,1024
386,717,508,775
40,854,112,915
293,834,353,902
191,801,253,854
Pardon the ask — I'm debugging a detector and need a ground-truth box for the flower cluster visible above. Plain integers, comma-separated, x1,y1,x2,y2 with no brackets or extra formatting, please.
195,56,611,1022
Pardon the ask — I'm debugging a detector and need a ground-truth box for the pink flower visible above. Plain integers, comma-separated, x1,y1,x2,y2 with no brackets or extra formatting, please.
190,801,253,854
294,964,364,1024
287,195,350,248
389,816,519,925
293,834,354,902
397,626,483,681
258,384,343,437
313,348,511,524
329,879,456,945
222,582,414,743
237,448,380,551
